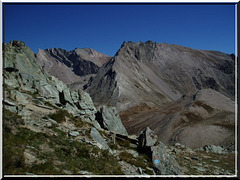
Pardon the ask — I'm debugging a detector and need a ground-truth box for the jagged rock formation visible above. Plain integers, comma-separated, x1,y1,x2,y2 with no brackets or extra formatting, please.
151,142,183,175
33,40,236,149
82,41,235,149
3,40,236,176
137,127,182,175
84,41,234,111
3,40,157,175
138,127,158,148
35,47,111,89
4,41,99,128
96,106,128,135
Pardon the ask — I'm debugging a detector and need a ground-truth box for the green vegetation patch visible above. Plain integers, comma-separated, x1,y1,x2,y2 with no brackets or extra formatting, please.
4,108,24,126
4,109,123,175
4,127,50,174
119,151,153,173
48,109,73,123
117,139,131,148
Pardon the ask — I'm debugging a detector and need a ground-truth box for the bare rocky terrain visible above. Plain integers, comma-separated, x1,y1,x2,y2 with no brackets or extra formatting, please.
83,41,235,149
36,47,111,89
85,41,234,110
121,88,235,149
3,40,236,176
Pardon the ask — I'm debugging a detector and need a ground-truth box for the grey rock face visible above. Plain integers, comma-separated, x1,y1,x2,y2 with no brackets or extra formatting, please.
90,127,109,150
137,127,182,175
95,106,128,135
150,142,183,175
85,41,234,111
69,131,80,137
138,127,158,148
75,90,97,122
3,41,99,125
35,47,111,88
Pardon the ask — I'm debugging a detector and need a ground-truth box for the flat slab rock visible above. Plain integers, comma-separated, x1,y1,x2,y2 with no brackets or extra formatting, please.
69,131,80,137
90,127,109,150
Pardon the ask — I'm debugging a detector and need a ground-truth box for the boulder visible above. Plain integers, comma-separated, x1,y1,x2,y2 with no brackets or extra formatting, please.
69,131,80,137
96,106,128,135
78,90,96,111
150,142,183,175
138,127,158,148
90,127,109,150
37,80,59,101
138,127,183,175
203,145,227,154
76,90,97,121
4,72,20,88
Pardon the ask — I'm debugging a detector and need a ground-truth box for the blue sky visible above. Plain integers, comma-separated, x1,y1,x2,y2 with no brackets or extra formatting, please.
3,3,236,56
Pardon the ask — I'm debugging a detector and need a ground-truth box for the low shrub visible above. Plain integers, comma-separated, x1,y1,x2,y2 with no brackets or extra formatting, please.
48,109,73,123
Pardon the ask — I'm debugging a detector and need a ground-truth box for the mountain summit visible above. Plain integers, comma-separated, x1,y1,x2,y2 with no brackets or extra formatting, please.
85,41,234,111
36,47,111,88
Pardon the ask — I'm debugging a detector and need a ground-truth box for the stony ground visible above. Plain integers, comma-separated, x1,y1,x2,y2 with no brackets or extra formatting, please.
3,40,236,177
3,105,236,176
168,144,235,175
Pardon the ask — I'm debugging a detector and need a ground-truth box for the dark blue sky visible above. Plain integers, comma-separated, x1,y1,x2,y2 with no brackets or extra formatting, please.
4,3,236,56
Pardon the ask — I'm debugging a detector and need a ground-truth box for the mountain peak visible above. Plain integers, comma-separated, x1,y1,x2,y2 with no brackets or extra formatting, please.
86,40,234,112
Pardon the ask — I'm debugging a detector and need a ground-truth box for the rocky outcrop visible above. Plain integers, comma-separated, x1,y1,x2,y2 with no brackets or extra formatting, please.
151,143,183,175
90,127,109,150
36,47,111,88
76,90,97,121
4,40,235,150
137,127,182,175
95,106,128,135
138,127,158,148
3,41,99,128
3,40,235,176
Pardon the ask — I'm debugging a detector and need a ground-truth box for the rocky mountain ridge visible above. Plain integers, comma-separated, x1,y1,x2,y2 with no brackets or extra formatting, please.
34,40,235,149
3,40,236,176
83,41,235,149
85,41,234,111
3,40,177,175
36,47,111,89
